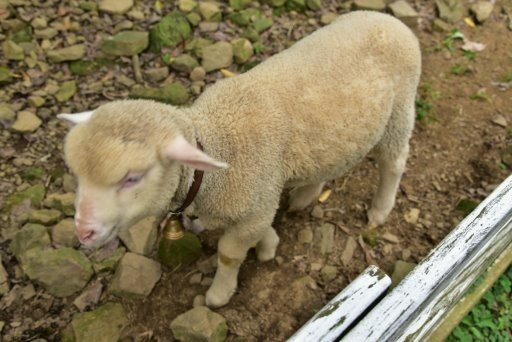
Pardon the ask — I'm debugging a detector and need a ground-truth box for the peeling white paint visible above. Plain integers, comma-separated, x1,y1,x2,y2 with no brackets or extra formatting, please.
288,265,391,342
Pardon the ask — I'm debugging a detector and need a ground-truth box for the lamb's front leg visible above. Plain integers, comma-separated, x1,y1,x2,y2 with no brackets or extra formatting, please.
205,223,271,307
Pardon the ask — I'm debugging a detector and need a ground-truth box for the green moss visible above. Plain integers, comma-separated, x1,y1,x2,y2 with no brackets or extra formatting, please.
6,184,46,209
129,83,190,106
150,12,192,52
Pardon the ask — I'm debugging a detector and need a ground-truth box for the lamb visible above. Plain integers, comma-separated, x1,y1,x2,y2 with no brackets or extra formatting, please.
59,11,421,307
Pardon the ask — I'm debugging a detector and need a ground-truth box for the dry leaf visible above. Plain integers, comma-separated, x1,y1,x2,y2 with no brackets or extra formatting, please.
318,189,332,203
220,69,237,78
461,40,486,52
464,17,476,28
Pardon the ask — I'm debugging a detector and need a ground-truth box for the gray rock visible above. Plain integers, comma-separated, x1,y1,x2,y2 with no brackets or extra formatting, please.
470,1,494,23
321,265,337,282
391,260,416,288
22,247,93,297
171,54,199,73
298,227,313,244
435,0,464,23
91,247,126,274
129,83,190,106
144,66,169,83
101,31,149,56
190,66,206,82
62,174,78,192
28,209,62,225
0,103,16,125
118,216,157,256
44,192,75,216
321,12,338,25
55,81,77,103
10,223,51,262
28,96,45,108
186,12,202,26
179,0,198,12
231,38,253,64
388,0,418,18
64,303,129,341
199,1,222,22
73,280,103,312
109,252,161,298
99,0,133,14
310,205,324,219
341,236,357,266
31,17,47,29
315,223,334,255
47,44,86,62
193,294,206,307
11,111,42,133
201,42,233,72
0,261,9,295
354,0,386,10
433,18,452,32
3,40,24,60
51,218,79,247
189,273,202,284
306,0,321,10
170,306,228,342
199,21,219,32
34,27,58,39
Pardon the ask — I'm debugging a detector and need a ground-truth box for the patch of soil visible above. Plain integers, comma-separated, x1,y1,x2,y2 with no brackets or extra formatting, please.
0,1,511,341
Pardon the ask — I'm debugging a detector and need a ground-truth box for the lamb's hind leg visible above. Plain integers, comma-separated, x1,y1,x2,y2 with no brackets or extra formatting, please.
288,182,325,211
368,98,415,226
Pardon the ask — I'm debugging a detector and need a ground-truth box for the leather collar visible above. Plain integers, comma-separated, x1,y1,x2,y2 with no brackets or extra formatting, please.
170,141,204,215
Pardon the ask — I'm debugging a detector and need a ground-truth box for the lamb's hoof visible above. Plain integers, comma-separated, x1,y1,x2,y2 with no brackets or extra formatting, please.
367,208,388,227
205,287,234,308
256,248,276,262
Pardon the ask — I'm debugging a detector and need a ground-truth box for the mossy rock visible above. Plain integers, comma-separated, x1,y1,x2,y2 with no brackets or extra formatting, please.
10,26,33,43
69,60,101,76
286,0,306,12
129,83,190,106
6,184,46,209
0,66,13,85
22,167,45,181
185,37,213,58
63,303,128,341
10,223,51,262
101,31,149,56
150,12,192,52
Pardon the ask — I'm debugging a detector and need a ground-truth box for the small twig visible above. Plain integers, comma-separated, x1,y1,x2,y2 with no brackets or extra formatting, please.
132,54,143,84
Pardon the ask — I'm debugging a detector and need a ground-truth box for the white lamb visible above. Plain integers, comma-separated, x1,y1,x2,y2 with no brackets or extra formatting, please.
59,11,421,307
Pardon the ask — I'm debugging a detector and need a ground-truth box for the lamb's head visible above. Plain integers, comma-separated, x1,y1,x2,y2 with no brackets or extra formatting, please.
59,100,227,248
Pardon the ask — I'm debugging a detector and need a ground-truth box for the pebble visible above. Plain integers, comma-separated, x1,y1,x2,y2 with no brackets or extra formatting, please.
354,0,386,11
192,294,206,307
315,223,335,255
382,232,400,244
118,216,158,256
109,252,162,298
201,277,214,286
189,273,202,285
491,115,507,128
144,67,169,82
73,280,103,312
404,208,420,225
470,1,494,23
201,41,234,72
170,307,228,342
99,0,133,14
321,265,337,282
190,66,206,82
321,12,338,25
298,227,313,244
199,22,219,32
310,205,324,219
47,45,86,62
341,236,358,266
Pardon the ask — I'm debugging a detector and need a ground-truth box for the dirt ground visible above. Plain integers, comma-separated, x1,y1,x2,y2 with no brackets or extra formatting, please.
1,0,511,341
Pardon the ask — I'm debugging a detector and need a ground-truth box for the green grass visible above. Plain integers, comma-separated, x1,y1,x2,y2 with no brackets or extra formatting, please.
447,266,512,342
503,72,512,83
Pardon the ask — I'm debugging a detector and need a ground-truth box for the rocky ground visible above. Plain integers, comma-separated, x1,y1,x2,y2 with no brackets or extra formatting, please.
0,0,511,341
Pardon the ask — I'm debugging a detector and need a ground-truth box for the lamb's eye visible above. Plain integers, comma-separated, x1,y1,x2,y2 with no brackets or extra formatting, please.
120,171,144,189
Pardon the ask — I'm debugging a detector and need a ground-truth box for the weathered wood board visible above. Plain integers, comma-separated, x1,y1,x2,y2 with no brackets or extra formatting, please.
287,265,391,342
342,174,512,341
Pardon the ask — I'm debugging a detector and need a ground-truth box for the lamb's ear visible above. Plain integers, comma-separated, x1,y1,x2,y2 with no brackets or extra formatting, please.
163,135,228,171
57,111,94,126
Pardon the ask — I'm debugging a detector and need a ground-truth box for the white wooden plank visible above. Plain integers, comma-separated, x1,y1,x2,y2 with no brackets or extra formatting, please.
288,265,391,342
342,174,512,341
